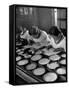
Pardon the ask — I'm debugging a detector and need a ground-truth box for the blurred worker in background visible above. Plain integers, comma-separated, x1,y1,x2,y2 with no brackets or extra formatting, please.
48,26,66,51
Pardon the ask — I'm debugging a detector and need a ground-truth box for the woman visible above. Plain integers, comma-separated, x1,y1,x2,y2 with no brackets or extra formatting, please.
29,26,50,46
16,26,33,45
48,26,66,51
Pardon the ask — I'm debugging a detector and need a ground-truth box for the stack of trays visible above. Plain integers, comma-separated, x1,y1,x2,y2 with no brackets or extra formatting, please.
16,45,66,83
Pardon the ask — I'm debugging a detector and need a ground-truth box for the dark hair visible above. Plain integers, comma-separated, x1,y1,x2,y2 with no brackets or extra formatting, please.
49,26,61,36
29,26,39,36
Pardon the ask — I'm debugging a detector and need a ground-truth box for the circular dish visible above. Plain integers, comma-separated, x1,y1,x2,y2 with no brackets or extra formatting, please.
31,54,42,61
56,67,66,75
16,56,22,61
49,55,61,61
23,54,31,58
26,63,37,70
17,59,29,66
47,62,59,69
28,49,35,54
16,43,22,46
59,59,66,65
33,67,45,76
61,54,66,58
41,48,48,52
16,49,21,53
32,44,42,49
43,72,57,82
35,50,42,54
43,48,60,56
18,51,24,55
38,58,50,65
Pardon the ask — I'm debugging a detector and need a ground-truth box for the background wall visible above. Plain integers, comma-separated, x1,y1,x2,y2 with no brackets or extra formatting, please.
37,8,53,32
16,7,53,32
16,7,38,30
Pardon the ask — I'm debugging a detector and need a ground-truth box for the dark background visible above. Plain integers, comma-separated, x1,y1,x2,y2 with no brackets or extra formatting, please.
16,7,67,36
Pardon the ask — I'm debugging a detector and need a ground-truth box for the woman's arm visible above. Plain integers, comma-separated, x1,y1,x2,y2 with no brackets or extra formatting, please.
49,36,66,51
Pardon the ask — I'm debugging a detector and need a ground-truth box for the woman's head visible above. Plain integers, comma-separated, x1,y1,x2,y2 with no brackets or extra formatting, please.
48,26,64,44
29,26,40,38
49,26,61,37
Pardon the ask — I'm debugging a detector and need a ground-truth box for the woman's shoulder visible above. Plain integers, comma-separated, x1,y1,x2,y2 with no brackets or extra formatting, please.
56,35,65,43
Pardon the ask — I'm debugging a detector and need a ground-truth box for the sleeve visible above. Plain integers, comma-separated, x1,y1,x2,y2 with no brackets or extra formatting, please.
49,36,66,51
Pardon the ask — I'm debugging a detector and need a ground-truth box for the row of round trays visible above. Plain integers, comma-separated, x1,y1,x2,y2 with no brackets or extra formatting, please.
31,54,66,64
16,53,66,66
16,48,35,55
16,54,66,70
16,48,66,60
16,59,66,82
17,59,66,75
16,47,66,58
